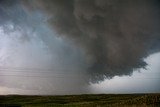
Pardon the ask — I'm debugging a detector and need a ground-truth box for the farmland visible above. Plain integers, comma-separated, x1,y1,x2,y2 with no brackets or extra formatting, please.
0,94,160,107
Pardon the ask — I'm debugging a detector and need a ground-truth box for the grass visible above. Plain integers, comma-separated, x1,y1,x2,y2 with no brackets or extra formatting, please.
0,94,159,107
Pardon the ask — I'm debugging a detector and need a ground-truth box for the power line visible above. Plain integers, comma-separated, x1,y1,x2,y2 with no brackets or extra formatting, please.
0,67,81,74
0,67,159,79
0,74,159,79
0,74,81,78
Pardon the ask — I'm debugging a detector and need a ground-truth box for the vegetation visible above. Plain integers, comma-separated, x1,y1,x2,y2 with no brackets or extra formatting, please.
0,94,159,107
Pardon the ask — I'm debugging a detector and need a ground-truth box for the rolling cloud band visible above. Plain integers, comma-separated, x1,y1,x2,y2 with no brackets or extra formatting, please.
0,0,160,93
22,0,160,82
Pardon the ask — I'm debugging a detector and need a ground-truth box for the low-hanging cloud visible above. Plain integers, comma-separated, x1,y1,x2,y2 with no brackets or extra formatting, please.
0,0,160,91
22,0,160,82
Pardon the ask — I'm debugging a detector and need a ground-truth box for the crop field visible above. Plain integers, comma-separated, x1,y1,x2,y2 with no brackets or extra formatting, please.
0,94,160,107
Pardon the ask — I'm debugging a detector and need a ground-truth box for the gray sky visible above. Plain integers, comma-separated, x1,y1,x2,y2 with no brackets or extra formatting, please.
0,0,160,95
91,52,160,93
0,52,160,94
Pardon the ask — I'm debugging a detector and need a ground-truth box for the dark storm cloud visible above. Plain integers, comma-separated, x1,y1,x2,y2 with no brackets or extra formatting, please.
0,0,19,23
22,0,160,83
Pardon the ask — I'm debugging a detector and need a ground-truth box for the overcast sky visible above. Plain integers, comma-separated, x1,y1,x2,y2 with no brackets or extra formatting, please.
0,0,160,95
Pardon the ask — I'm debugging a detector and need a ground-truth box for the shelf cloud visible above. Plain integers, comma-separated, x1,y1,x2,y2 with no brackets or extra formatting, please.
22,0,160,82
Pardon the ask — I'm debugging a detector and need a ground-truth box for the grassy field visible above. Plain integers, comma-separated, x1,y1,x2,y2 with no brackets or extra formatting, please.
0,94,160,107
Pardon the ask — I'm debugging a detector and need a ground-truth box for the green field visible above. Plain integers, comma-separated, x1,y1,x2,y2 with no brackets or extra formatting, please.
0,94,160,107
